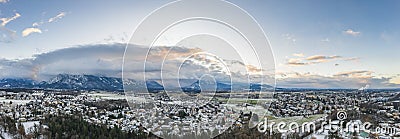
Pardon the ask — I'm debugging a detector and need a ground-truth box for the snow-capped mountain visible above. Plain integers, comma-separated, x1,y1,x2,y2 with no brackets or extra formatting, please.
145,80,164,93
0,78,37,88
0,74,131,91
41,74,125,91
0,74,273,92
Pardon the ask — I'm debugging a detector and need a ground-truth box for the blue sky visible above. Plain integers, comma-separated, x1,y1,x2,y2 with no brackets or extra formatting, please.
0,0,399,88
237,0,400,87
0,0,168,58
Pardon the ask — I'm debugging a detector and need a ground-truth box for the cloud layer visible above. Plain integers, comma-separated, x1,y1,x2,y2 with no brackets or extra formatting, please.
277,71,398,89
0,43,396,89
0,43,269,83
287,54,344,66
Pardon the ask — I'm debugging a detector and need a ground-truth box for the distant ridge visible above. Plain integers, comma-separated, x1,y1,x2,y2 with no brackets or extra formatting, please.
0,78,37,88
0,74,274,92
42,74,125,91
0,74,130,92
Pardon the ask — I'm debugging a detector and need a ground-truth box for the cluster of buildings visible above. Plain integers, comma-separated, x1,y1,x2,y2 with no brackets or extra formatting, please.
126,93,245,138
3,89,400,138
269,92,361,117
269,90,400,139
0,90,251,139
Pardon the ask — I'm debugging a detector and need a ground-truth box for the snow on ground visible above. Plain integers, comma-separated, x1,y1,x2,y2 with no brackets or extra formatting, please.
87,93,126,100
0,127,14,139
0,97,34,106
18,121,40,134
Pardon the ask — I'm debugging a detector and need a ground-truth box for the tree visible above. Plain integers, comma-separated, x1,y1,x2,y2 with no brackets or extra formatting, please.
17,123,26,137
328,130,340,139
32,123,41,138
178,110,188,119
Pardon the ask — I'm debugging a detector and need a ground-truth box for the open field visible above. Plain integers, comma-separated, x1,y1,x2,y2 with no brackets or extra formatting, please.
0,97,34,106
87,93,127,100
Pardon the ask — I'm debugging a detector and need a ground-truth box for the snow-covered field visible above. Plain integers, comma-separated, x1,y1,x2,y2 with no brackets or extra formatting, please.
87,93,126,100
0,121,41,139
0,97,33,106
0,126,14,139
19,121,40,134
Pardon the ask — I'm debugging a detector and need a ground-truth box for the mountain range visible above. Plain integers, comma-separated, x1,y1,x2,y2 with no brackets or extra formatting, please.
0,74,273,92
0,74,126,91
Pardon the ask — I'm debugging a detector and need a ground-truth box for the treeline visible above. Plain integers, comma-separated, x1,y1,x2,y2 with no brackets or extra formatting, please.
0,116,19,135
84,100,129,111
42,115,158,139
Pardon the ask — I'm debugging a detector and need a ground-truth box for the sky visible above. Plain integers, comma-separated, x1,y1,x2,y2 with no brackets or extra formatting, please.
0,0,399,89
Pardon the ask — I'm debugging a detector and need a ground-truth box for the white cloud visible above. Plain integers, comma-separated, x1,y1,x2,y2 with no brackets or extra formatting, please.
26,12,67,37
22,28,42,37
0,12,21,26
334,70,373,78
292,53,304,57
32,22,39,27
48,12,66,23
0,13,20,43
276,71,398,89
286,54,361,66
0,0,8,3
31,11,67,27
0,43,270,84
343,29,361,36
286,54,342,66
343,57,360,61
32,21,45,27
306,55,341,61
287,58,308,66
321,38,330,42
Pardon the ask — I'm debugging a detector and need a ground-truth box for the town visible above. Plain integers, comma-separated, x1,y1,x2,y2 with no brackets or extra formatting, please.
269,89,400,139
1,89,400,139
0,90,256,139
